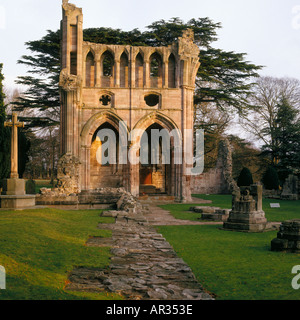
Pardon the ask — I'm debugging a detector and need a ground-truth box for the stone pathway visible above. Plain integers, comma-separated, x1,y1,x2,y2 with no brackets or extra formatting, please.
144,204,222,226
66,206,214,300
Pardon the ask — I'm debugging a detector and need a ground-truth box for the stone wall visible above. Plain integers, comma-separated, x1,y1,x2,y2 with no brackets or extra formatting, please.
190,139,238,195
59,2,200,202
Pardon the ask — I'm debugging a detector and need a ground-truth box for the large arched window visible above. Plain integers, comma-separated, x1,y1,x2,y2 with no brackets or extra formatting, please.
101,51,114,87
168,53,176,88
85,51,95,87
135,52,144,88
150,52,162,77
150,52,162,88
120,52,129,88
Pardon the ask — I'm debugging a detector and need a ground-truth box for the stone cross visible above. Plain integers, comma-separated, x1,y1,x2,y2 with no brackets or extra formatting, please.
4,113,24,179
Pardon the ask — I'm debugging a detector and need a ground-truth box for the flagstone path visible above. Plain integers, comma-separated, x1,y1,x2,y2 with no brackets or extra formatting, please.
66,203,215,300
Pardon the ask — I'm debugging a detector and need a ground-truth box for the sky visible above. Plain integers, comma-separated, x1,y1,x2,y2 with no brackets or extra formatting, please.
0,0,300,91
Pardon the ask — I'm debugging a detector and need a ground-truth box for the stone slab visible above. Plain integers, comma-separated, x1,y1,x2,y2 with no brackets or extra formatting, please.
1,179,25,196
0,194,36,209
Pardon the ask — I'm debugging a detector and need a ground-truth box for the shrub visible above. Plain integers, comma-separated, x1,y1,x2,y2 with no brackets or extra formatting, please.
26,179,36,194
262,166,280,190
237,167,253,187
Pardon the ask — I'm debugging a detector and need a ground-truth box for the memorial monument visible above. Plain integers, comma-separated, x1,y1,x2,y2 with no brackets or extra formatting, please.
0,113,36,209
223,184,268,233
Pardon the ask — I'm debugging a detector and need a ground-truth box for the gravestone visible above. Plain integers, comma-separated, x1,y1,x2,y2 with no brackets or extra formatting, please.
223,184,267,232
271,220,300,252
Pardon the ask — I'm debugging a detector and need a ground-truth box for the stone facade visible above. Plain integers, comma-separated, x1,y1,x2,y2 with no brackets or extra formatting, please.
59,2,200,202
191,139,238,195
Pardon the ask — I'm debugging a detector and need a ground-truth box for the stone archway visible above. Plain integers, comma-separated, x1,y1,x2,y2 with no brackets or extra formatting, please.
139,123,171,195
80,111,129,191
131,112,183,198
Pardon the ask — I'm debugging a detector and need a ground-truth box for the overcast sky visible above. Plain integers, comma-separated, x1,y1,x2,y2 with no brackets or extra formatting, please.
0,0,300,90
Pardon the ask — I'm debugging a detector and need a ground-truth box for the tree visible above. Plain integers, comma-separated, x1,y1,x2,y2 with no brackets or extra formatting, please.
240,76,300,148
24,129,59,181
0,63,11,180
262,97,300,181
262,166,279,190
14,18,262,129
228,135,265,182
18,129,31,178
237,167,253,187
195,102,231,170
13,30,61,128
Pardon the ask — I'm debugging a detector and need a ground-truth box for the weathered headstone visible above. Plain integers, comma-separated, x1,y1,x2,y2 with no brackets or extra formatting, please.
223,184,267,232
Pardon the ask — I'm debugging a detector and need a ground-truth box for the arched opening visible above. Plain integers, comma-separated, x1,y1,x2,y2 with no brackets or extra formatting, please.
168,53,176,88
90,122,122,189
85,51,95,87
150,52,163,88
101,51,114,87
135,52,144,88
120,52,129,88
139,123,172,195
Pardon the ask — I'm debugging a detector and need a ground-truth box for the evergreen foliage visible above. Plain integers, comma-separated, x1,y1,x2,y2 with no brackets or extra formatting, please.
0,63,11,179
262,166,280,190
14,18,262,129
25,179,36,194
237,167,254,187
261,97,300,181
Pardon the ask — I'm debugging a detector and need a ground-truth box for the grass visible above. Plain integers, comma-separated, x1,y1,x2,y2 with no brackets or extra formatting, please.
156,194,300,300
159,194,300,223
157,224,300,300
34,180,56,194
0,208,121,300
1,194,299,300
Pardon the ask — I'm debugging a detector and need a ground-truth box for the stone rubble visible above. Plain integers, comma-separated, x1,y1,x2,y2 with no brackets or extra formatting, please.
66,211,214,300
271,220,300,252
189,206,231,222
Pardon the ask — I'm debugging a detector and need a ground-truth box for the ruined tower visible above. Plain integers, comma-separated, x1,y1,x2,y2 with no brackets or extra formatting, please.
59,1,200,202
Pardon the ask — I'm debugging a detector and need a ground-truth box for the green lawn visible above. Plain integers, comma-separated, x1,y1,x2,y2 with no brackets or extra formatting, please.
1,194,299,300
157,224,300,300
0,208,120,300
157,194,300,300
160,194,300,223
34,180,56,194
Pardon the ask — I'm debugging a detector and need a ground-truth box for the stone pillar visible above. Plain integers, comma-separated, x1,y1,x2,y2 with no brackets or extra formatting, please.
163,58,168,88
115,59,120,88
4,113,24,179
144,59,150,88
1,113,36,208
95,55,101,87
80,145,91,191
130,58,135,88
76,14,83,77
